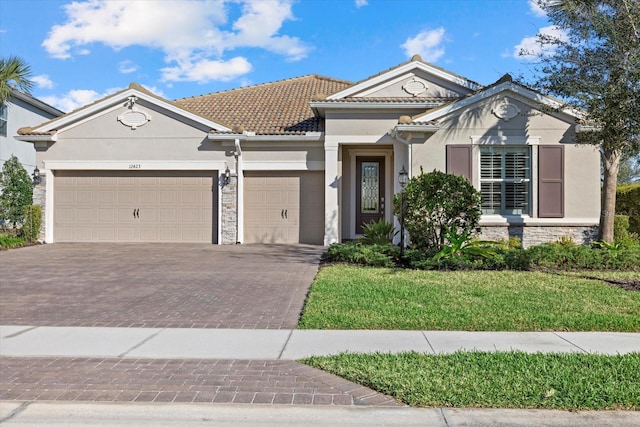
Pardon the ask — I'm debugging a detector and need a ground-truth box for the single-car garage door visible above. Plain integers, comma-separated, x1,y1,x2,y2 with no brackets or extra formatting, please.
54,171,217,243
244,171,324,245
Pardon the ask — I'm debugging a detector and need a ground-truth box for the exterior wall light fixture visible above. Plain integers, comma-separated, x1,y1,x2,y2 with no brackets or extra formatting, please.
222,166,231,186
32,167,42,185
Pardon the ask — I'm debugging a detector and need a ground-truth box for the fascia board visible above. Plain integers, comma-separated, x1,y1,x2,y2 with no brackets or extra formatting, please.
209,133,324,142
309,101,444,110
10,89,63,117
15,134,57,142
394,124,440,133
413,82,583,123
32,88,231,133
327,62,482,100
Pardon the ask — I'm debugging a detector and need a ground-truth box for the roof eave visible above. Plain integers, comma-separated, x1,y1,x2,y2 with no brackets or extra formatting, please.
208,132,323,142
15,133,58,143
394,124,440,133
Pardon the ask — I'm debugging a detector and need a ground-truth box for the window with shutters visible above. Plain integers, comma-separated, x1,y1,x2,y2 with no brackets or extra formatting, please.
480,146,530,215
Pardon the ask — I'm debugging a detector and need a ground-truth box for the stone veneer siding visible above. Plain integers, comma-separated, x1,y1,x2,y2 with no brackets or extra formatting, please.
480,225,598,248
32,174,46,242
220,176,238,244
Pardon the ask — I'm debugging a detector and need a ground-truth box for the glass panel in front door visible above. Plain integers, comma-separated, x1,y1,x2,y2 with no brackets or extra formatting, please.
361,162,379,214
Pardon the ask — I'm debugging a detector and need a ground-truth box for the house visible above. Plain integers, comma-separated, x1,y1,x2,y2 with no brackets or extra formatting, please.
16,56,600,247
1,88,63,173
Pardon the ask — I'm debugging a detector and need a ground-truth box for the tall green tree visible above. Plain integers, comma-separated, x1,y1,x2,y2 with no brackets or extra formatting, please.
0,155,33,228
0,55,34,104
525,0,640,242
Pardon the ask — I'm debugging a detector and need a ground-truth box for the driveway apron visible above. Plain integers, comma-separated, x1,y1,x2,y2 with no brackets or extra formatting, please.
0,243,324,329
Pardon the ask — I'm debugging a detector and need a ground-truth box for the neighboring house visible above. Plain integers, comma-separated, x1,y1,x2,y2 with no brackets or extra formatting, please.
1,88,63,173
17,56,600,246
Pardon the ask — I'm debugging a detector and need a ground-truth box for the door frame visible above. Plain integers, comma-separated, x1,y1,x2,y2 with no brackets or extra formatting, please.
347,148,393,239
355,156,386,234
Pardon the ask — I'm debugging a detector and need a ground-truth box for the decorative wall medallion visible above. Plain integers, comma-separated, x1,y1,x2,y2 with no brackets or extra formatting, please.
118,97,151,130
492,97,521,121
402,78,427,97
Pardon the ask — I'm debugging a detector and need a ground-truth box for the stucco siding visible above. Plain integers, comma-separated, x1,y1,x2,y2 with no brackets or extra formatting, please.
411,94,600,220
1,96,60,171
353,71,472,98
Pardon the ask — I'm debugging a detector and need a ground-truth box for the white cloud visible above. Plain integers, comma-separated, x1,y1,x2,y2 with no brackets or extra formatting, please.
119,60,138,74
355,0,368,8
401,28,446,63
40,88,119,112
528,0,563,17
33,75,54,89
39,83,164,112
514,25,568,60
528,0,546,17
41,0,309,83
161,57,252,83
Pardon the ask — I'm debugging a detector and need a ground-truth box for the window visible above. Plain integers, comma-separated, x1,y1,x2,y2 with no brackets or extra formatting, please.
480,146,530,215
0,103,7,137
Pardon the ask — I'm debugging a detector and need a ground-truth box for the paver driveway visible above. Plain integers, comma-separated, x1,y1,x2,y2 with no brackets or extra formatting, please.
0,243,324,329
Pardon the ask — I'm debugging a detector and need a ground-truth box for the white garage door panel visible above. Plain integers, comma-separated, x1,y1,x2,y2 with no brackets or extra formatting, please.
244,171,324,245
54,171,216,243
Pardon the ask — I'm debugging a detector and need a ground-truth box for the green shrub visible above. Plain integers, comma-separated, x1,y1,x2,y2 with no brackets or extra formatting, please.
326,242,397,268
0,155,33,228
616,183,640,234
525,243,640,271
393,169,481,250
20,205,41,242
0,233,26,249
612,215,640,249
361,219,396,245
433,225,499,262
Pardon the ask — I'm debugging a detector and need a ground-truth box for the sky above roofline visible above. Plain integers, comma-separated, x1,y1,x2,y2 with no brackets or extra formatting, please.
1,0,558,113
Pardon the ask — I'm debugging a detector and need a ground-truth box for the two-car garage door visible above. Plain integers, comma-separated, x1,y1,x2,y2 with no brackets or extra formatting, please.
54,171,216,243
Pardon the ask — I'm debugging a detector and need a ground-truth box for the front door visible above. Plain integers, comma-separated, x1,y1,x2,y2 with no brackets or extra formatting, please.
356,157,385,234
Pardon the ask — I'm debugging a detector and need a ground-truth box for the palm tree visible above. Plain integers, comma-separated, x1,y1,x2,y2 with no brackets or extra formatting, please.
0,56,34,104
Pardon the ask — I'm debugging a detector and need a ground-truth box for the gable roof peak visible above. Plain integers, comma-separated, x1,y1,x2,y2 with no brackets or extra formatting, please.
496,73,513,84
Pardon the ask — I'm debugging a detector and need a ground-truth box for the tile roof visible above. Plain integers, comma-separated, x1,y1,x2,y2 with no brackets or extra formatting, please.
175,75,353,135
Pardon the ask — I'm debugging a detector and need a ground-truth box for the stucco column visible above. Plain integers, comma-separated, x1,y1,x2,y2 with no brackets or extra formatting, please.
324,140,340,245
393,141,410,245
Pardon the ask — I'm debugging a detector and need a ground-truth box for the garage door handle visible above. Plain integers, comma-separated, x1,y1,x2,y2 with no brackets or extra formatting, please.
284,209,287,219
133,209,139,219
281,209,284,219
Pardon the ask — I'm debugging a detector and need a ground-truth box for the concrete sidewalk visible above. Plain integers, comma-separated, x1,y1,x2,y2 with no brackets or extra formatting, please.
1,401,639,427
2,325,639,358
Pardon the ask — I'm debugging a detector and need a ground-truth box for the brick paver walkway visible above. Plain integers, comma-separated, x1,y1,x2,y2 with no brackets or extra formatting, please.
0,244,322,329
0,357,402,407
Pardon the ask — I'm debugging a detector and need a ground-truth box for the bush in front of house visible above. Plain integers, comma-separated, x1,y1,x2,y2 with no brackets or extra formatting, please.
0,155,33,229
20,205,41,242
393,169,481,250
616,183,640,235
325,240,640,271
326,242,398,268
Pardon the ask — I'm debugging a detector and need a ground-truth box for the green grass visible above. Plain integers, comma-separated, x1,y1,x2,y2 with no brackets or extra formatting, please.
0,233,27,249
302,351,640,410
298,265,640,331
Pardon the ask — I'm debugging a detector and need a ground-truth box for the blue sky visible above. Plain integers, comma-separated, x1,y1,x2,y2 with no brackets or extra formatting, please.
0,0,556,112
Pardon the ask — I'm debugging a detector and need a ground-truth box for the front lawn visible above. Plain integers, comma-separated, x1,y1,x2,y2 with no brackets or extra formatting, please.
298,265,640,331
302,351,640,410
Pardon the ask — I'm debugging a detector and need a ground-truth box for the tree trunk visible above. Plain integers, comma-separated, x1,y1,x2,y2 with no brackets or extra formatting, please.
598,150,621,243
